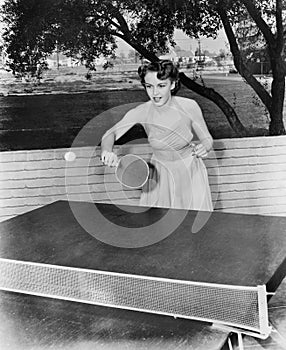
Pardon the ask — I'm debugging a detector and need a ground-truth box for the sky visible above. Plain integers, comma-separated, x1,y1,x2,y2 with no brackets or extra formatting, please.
116,29,229,56
173,29,228,53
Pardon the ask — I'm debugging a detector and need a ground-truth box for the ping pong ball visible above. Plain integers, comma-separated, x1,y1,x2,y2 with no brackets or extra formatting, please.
64,151,76,162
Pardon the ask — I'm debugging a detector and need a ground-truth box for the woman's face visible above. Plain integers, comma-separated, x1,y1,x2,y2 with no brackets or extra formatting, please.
144,71,175,107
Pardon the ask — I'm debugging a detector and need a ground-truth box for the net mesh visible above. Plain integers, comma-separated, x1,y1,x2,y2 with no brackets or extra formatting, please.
0,258,262,333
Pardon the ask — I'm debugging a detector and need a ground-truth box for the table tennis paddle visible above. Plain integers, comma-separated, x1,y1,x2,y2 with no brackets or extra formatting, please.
115,154,149,189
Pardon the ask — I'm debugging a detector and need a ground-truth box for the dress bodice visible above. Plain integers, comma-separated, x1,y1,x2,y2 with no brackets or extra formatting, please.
144,99,194,161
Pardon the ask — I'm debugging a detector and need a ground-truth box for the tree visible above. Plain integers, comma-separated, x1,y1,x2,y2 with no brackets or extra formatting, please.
217,0,286,135
1,0,285,135
158,0,286,135
1,0,118,74
173,0,286,135
0,0,247,136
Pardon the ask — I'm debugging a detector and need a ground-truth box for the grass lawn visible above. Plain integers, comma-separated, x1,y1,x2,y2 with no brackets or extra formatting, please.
0,69,283,151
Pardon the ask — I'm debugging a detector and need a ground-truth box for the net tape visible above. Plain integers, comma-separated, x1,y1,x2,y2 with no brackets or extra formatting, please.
0,258,270,337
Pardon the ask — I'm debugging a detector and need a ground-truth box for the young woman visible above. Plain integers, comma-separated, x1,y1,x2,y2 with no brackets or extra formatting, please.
101,60,213,211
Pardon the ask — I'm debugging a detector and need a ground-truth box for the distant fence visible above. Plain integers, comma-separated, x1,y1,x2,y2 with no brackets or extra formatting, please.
0,136,286,222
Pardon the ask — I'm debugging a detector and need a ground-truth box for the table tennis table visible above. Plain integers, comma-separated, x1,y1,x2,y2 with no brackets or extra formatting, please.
0,200,286,350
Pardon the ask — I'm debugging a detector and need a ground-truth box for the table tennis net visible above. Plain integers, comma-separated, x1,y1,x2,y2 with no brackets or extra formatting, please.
0,258,270,338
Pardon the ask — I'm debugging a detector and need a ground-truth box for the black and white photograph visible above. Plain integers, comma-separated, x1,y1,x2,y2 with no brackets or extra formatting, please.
0,1,285,349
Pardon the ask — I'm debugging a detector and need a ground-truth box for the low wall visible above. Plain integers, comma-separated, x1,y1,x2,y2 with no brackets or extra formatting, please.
0,135,286,222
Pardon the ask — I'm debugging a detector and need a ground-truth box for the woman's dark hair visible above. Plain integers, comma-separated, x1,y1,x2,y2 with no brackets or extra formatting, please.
138,60,181,95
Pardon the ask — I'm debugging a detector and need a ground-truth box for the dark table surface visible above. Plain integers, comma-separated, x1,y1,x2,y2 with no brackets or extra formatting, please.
0,200,286,350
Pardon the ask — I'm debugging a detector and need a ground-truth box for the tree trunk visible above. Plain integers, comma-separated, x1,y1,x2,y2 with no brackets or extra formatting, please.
269,58,286,135
113,8,247,137
125,40,248,137
179,73,247,137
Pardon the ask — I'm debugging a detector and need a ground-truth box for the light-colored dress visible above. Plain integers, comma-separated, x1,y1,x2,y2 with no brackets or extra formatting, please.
107,96,213,211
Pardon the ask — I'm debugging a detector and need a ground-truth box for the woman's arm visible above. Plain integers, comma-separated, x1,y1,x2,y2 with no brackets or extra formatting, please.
181,98,213,158
101,105,145,166
101,131,118,167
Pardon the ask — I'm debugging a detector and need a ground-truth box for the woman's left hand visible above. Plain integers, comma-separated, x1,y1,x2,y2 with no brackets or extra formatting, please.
192,143,208,158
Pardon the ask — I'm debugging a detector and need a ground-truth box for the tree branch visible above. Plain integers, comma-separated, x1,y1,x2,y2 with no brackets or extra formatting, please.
275,0,284,54
105,2,132,37
241,0,276,45
105,2,158,62
179,72,247,136
104,17,121,31
217,6,272,111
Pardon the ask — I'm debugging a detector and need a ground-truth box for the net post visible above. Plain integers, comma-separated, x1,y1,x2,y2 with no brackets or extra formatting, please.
237,332,244,350
257,285,272,338
227,337,234,350
227,332,244,350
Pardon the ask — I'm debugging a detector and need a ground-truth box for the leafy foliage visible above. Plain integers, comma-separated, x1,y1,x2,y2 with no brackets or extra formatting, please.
1,0,285,134
0,0,177,74
233,0,286,66
1,0,62,76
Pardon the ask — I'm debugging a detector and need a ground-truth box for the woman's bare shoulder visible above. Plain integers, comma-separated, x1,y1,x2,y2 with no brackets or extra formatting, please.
174,96,200,111
175,96,198,105
126,100,151,116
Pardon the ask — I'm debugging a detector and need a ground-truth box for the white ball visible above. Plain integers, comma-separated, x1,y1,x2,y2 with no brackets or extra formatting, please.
64,151,76,162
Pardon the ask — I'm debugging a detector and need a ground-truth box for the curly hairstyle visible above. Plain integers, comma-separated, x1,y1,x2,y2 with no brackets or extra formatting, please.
138,60,181,95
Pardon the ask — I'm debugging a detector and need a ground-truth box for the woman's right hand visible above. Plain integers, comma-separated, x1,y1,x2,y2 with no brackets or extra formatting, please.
101,150,118,167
